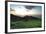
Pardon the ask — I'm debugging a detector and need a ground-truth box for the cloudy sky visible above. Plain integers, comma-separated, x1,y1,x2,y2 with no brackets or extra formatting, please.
10,4,42,18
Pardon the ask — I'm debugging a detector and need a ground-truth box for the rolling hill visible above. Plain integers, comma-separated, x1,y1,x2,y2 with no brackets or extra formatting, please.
10,14,41,29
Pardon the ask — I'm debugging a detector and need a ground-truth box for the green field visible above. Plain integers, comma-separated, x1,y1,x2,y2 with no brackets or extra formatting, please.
10,16,42,29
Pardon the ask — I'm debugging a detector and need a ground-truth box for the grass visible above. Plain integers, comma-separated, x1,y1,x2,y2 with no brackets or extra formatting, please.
10,17,42,29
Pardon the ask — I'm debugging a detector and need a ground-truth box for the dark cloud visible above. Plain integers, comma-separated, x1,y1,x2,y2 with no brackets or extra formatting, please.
25,6,35,10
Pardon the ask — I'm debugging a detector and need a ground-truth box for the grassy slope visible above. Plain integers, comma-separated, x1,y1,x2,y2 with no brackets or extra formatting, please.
10,15,41,29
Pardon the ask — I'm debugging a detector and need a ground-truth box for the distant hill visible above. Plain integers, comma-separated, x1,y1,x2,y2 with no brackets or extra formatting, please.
11,14,41,22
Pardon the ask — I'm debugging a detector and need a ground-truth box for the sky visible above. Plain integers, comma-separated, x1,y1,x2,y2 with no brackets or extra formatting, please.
10,4,42,18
